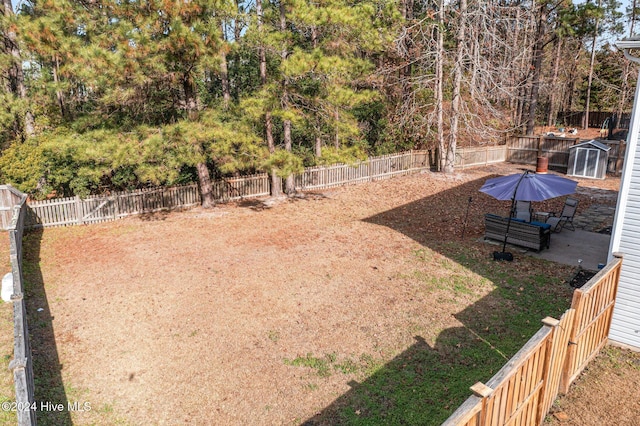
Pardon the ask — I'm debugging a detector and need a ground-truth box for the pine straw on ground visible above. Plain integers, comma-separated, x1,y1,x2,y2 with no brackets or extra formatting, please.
18,163,637,425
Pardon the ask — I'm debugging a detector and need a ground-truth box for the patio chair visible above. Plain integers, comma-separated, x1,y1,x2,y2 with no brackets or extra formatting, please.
511,200,533,222
546,197,579,232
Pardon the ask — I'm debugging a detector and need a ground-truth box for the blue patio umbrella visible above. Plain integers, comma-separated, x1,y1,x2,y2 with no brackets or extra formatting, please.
479,171,578,202
479,170,578,257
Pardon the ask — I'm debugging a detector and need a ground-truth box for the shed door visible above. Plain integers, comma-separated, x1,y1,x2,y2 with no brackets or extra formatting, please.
573,147,600,178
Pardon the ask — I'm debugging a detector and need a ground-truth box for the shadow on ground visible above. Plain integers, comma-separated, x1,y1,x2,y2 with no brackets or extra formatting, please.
22,228,71,426
304,176,576,425
236,192,329,211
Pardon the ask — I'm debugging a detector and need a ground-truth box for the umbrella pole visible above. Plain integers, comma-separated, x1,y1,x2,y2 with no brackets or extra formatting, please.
500,171,531,254
461,196,472,240
502,198,516,252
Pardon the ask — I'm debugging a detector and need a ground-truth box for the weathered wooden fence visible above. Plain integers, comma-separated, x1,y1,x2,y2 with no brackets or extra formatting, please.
25,151,433,228
507,136,626,175
0,185,24,230
26,172,271,228
443,254,623,426
455,146,508,169
602,140,627,176
1,186,37,425
560,257,621,393
294,151,430,190
507,136,579,171
557,111,631,129
14,138,625,228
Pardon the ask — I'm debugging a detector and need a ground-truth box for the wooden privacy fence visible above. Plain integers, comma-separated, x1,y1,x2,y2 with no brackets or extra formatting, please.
557,111,631,129
560,256,621,393
507,136,578,171
507,136,626,175
443,254,622,426
601,140,626,176
1,186,37,425
455,146,508,169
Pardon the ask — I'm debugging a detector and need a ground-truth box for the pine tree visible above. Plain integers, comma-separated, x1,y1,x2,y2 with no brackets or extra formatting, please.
1,0,34,141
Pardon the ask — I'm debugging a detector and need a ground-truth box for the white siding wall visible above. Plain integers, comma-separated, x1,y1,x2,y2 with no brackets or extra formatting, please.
609,127,640,349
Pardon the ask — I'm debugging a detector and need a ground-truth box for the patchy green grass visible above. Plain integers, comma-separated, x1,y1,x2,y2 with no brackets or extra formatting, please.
285,353,367,378
307,243,575,425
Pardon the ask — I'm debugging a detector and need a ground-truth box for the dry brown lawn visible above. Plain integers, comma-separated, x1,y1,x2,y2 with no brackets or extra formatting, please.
545,346,640,425
12,163,639,425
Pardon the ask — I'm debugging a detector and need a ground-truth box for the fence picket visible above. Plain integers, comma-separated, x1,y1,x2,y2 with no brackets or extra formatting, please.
444,256,622,426
16,139,615,229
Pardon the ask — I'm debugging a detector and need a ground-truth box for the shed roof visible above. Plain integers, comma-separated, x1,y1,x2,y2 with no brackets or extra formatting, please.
568,139,611,151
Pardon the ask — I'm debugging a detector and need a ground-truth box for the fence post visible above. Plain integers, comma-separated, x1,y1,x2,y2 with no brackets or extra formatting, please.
537,316,560,424
112,195,119,220
470,382,492,426
560,291,581,394
75,196,83,225
618,141,626,174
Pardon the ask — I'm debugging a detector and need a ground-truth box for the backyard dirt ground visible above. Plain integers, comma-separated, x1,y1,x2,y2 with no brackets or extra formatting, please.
10,162,640,425
545,346,640,426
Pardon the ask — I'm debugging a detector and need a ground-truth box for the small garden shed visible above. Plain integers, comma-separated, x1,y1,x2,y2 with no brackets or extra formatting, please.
567,139,610,179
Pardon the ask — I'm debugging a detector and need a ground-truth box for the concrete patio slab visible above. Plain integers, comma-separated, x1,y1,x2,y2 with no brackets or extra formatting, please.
525,229,610,271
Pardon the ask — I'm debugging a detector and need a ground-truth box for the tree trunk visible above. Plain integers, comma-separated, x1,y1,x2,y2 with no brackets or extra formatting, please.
52,55,67,120
525,6,547,135
617,65,630,130
234,0,242,42
566,49,581,113
184,75,215,208
256,0,281,197
3,0,34,138
401,0,414,103
265,112,281,196
436,0,445,172
257,0,267,88
283,118,294,194
311,25,322,159
220,23,231,108
196,160,215,208
314,117,322,157
584,0,601,130
617,0,637,129
547,37,562,127
509,7,523,126
315,134,322,157
280,1,295,195
446,0,466,173
334,109,339,149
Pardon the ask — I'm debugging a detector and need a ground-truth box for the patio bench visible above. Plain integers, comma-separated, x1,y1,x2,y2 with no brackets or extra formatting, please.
484,214,551,252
